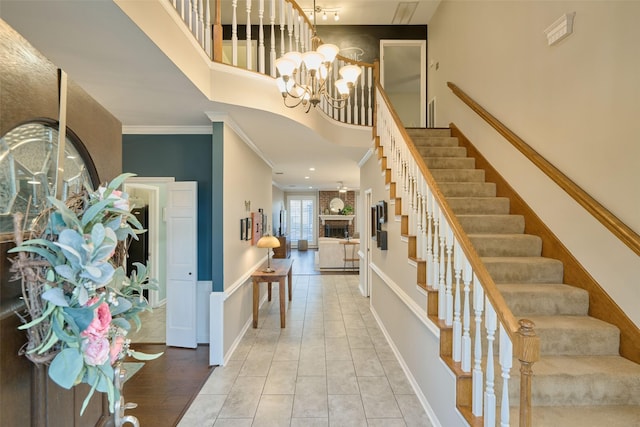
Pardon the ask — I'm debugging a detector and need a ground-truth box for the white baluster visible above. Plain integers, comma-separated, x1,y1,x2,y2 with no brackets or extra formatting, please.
499,324,513,427
245,0,252,70
204,0,211,57
293,8,300,52
232,0,238,66
472,275,484,416
346,90,352,123
444,221,454,326
461,258,472,373
367,66,373,125
258,0,265,73
416,177,423,260
437,208,446,320
269,0,276,76
452,241,462,361
198,0,204,46
287,2,293,52
484,298,497,427
360,65,366,125
432,199,439,291
188,0,193,31
426,190,433,286
279,0,285,56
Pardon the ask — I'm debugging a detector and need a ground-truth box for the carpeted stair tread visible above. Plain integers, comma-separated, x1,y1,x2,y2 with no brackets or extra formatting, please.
411,136,459,147
496,355,640,407
424,157,476,169
457,214,525,234
482,256,564,283
447,197,510,215
419,146,467,157
509,405,640,427
529,355,640,405
430,168,485,183
527,315,620,356
438,182,497,197
497,283,589,316
406,128,451,137
469,233,542,257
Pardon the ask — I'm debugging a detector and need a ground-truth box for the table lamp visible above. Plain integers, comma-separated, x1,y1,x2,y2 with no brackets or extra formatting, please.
257,235,281,273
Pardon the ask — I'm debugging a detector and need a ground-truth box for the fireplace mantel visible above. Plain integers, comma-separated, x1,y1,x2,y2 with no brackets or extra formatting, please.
319,215,355,225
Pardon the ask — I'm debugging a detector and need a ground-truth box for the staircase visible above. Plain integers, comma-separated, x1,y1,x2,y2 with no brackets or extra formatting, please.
405,127,640,426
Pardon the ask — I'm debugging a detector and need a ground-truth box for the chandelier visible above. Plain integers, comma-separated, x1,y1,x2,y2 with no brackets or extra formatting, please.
274,1,361,112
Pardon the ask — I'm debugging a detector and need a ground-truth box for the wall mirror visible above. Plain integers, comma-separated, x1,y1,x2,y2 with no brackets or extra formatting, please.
329,197,344,213
0,120,99,235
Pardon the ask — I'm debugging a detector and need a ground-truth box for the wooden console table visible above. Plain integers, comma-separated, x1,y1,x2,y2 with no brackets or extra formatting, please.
251,258,293,328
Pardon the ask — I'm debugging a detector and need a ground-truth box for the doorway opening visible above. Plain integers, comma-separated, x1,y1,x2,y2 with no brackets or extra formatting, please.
380,39,427,128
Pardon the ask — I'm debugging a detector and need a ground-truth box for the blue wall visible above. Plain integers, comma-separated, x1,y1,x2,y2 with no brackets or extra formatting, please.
122,134,213,282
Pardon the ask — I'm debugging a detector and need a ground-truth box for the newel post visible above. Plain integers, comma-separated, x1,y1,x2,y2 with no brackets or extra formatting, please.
516,319,540,427
213,0,223,62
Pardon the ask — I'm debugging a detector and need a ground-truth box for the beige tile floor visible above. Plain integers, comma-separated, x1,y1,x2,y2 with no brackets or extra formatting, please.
177,273,432,427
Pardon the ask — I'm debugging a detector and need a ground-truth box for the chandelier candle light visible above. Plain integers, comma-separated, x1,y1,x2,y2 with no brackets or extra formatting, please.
275,0,361,112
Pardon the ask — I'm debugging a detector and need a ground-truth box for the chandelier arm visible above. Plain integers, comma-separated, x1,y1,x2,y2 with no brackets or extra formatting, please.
282,95,306,109
322,95,347,109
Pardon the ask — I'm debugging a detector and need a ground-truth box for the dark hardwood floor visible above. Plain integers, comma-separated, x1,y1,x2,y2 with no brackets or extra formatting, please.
123,344,212,427
123,248,357,426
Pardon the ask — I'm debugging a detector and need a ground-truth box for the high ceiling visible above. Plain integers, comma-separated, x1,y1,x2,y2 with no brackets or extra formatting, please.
0,0,439,192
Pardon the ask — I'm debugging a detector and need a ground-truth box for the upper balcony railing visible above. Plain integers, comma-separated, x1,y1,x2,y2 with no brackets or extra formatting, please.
169,0,376,127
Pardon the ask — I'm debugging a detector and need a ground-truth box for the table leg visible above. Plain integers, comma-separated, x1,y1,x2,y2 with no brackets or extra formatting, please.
288,268,292,301
268,282,272,301
252,279,259,328
279,278,285,328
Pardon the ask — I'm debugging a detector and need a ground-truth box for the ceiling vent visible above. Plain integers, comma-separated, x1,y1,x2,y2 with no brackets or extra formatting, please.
392,2,418,24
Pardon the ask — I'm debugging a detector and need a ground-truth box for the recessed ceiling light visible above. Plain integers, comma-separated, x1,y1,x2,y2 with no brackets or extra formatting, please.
309,167,315,171
305,176,310,179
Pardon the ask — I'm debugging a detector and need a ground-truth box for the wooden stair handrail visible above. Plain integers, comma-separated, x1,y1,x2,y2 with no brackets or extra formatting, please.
448,82,640,257
376,82,520,336
376,83,539,427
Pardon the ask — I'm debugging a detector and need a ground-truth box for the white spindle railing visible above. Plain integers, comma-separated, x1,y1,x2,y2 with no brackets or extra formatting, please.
375,88,539,426
172,0,211,57
167,0,375,127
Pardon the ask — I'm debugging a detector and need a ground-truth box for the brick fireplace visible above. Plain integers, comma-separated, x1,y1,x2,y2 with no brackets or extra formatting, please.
318,190,356,238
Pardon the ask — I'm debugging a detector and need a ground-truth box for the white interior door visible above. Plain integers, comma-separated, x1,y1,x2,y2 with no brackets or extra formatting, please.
380,40,427,127
166,181,198,348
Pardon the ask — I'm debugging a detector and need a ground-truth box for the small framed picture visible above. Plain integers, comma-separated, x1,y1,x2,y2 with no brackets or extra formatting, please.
245,217,252,241
240,218,247,240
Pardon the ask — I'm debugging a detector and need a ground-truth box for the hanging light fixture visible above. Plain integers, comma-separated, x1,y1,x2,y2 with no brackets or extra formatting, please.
275,1,360,113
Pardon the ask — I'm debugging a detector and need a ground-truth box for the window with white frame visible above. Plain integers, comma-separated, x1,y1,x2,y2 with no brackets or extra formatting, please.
288,196,316,246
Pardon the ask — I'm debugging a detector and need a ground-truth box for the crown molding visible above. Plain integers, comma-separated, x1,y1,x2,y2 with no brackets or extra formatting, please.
205,112,274,169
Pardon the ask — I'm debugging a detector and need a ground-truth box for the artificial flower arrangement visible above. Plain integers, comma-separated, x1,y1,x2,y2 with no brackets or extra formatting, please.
9,173,161,416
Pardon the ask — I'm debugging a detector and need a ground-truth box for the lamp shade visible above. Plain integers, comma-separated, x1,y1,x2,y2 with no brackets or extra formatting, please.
302,51,324,72
316,43,339,64
275,57,296,77
284,51,303,69
339,64,362,84
335,79,349,95
257,235,280,249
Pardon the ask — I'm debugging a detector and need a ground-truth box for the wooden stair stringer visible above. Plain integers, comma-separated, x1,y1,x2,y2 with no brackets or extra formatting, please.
450,124,640,364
